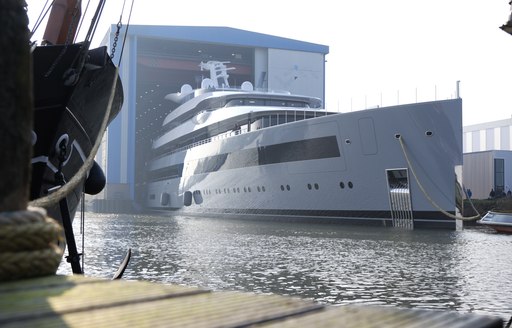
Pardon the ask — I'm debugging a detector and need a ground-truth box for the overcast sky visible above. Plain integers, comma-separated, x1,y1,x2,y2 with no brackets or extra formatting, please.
27,0,512,126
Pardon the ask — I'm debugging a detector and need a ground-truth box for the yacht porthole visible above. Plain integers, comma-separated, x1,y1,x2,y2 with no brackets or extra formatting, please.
314,183,319,190
345,139,351,144
286,185,290,191
262,186,266,192
280,185,285,191
348,181,353,189
425,130,433,136
340,182,345,189
248,187,251,192
257,186,261,192
394,133,401,139
307,183,312,190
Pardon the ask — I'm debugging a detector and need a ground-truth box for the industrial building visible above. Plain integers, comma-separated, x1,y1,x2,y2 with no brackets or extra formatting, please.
92,25,329,212
463,118,512,199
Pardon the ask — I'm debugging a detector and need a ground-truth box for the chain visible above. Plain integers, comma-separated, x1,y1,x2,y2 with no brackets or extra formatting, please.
111,21,122,59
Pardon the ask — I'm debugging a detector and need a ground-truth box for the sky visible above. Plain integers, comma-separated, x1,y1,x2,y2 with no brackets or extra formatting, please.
26,0,512,126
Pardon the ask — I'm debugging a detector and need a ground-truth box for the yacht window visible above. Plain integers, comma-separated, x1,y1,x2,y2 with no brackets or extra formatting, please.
287,101,309,108
305,112,316,119
268,100,287,107
270,115,278,126
246,99,264,106
226,99,245,107
286,112,295,123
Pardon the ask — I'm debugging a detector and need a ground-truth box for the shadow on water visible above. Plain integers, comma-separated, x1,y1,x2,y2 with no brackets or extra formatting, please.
59,213,512,322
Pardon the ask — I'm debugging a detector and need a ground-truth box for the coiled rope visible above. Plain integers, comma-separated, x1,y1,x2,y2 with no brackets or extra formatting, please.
0,207,63,281
398,136,481,221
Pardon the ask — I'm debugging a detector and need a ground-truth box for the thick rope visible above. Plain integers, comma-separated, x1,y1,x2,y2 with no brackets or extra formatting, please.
0,207,63,281
29,67,119,208
398,136,481,221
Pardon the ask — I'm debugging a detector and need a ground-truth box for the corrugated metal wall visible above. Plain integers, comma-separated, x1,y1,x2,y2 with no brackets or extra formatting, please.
463,150,512,199
463,152,493,199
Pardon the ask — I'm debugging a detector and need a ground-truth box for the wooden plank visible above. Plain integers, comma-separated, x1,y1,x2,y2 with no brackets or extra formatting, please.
52,292,320,327
0,275,504,328
0,275,103,293
0,275,208,324
262,305,504,328
1,280,323,327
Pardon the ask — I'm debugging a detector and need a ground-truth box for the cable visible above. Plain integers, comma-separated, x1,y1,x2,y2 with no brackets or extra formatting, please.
398,136,480,221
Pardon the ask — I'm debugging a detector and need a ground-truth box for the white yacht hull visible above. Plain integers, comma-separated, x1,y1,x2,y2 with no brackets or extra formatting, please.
146,99,462,229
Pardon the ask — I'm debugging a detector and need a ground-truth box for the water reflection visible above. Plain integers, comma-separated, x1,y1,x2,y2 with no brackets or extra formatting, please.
58,213,512,321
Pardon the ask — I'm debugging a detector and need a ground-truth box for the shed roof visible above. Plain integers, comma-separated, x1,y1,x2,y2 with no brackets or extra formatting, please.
108,25,329,54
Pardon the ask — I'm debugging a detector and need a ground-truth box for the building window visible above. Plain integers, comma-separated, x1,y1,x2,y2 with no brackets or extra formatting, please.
495,158,505,194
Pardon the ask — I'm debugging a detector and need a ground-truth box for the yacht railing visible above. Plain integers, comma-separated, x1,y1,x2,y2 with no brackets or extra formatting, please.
151,109,331,160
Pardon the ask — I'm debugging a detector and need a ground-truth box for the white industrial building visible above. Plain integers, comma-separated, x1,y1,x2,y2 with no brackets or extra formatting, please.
463,118,512,199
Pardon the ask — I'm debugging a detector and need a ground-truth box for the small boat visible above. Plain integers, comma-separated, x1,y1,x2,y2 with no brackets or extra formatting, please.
477,211,512,234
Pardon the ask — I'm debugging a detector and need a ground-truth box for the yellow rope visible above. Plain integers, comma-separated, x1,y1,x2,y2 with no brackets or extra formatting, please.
398,136,481,221
0,207,63,281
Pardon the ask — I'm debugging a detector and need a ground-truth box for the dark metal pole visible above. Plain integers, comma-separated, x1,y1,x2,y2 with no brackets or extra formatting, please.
59,197,83,274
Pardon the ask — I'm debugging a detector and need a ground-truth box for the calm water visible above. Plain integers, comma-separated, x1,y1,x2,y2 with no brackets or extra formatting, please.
58,212,512,322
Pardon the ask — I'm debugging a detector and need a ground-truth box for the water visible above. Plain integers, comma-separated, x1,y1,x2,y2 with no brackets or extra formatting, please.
58,212,512,322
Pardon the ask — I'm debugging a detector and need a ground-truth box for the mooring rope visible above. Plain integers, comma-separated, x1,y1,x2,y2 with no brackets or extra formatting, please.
29,67,119,208
0,207,63,281
398,136,481,221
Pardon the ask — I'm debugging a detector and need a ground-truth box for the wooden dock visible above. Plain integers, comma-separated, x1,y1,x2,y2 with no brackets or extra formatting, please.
0,275,503,327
